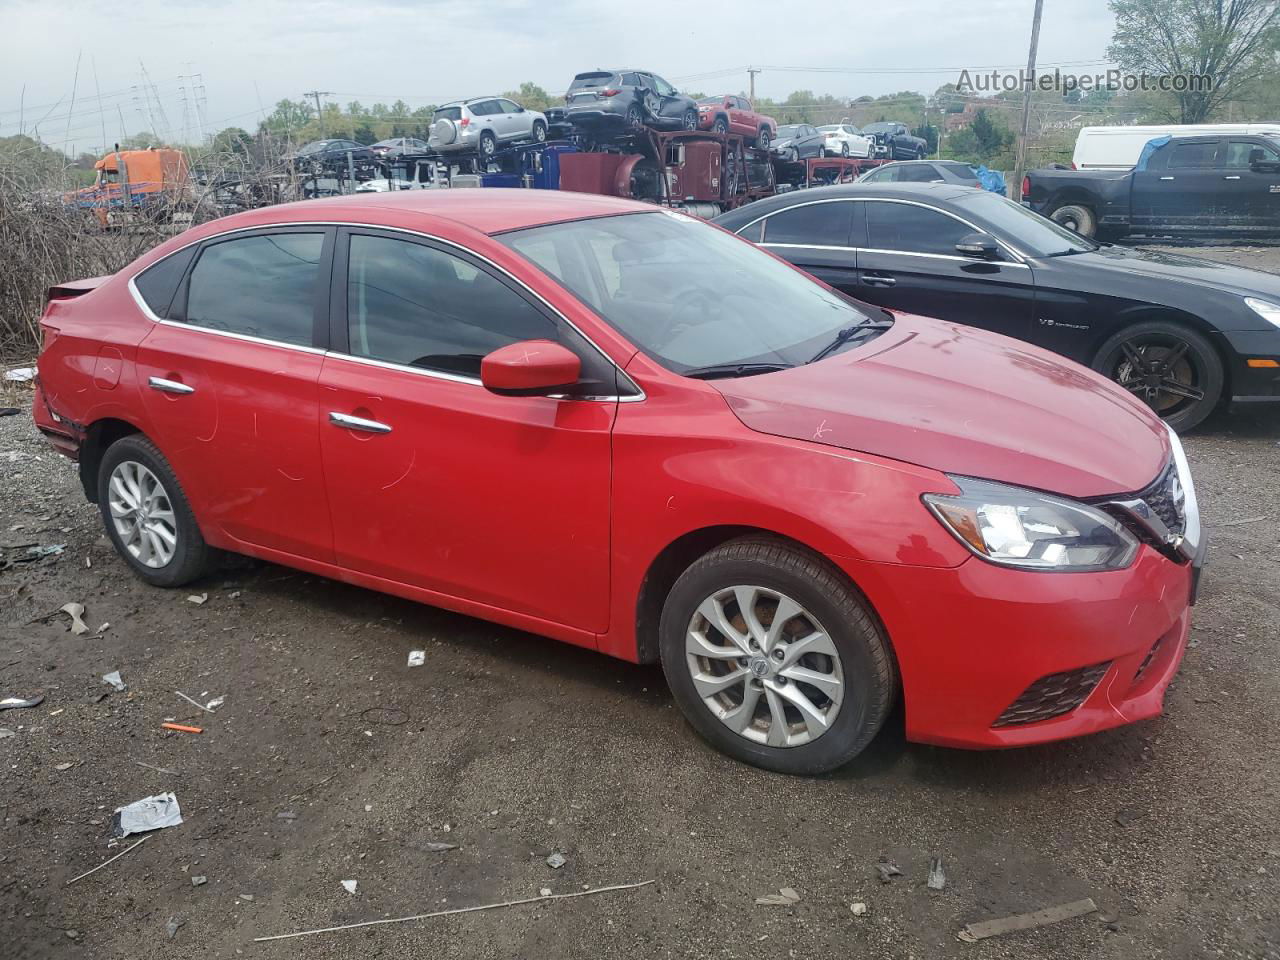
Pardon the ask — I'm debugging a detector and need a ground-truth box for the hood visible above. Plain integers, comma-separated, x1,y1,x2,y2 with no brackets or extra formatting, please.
1066,244,1280,300
713,313,1170,499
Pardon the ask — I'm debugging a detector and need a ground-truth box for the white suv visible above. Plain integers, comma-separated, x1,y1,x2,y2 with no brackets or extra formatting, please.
429,97,548,158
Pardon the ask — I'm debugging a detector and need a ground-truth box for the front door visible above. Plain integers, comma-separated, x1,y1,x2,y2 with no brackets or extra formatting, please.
317,228,616,632
1220,138,1280,230
136,228,335,561
854,199,1036,340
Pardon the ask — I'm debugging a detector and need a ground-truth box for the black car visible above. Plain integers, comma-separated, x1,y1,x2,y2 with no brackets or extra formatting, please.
287,139,377,177
861,122,928,161
859,160,981,187
563,70,698,132
770,124,826,163
713,183,1280,430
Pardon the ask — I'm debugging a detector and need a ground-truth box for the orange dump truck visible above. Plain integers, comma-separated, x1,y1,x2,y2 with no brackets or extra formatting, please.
65,148,191,225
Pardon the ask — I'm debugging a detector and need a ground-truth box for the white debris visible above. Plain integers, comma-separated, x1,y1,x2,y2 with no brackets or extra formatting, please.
341,880,358,895
407,650,426,667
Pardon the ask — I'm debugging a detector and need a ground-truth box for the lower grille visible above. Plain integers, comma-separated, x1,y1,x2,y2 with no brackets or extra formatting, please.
1132,637,1162,686
993,662,1111,727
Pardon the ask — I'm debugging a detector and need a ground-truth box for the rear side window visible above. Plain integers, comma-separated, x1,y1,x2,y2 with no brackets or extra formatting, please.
434,106,462,121
860,166,898,183
736,220,764,243
184,233,323,346
865,202,971,256
898,165,941,182
763,201,854,246
345,234,614,389
133,247,197,319
1167,141,1218,169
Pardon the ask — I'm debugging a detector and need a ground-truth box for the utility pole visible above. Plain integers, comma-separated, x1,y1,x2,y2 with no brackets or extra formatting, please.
747,68,761,102
304,90,332,134
1013,0,1045,198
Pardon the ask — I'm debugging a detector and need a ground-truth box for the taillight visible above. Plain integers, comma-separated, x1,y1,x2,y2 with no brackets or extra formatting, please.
1021,175,1030,198
459,117,470,128
601,88,620,97
1070,161,1077,170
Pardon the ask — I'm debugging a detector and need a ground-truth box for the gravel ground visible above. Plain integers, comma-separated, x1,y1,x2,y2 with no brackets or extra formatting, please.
2,245,1279,960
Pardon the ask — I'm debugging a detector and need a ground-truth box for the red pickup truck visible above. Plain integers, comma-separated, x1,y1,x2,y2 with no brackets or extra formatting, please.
696,96,777,149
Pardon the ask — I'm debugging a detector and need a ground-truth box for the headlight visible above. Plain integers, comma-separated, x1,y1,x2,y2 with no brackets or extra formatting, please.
1244,296,1280,329
923,477,1139,572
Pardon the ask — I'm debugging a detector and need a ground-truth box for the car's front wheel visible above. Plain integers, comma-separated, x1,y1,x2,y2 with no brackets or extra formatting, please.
659,537,895,774
757,126,771,149
682,108,699,131
98,435,212,587
1092,320,1224,432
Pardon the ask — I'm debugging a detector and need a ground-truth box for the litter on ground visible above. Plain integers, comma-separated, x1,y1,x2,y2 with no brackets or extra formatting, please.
112,792,183,838
956,898,1098,942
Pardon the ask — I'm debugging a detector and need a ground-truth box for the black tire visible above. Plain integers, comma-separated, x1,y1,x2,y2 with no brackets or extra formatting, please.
532,120,547,143
658,536,896,775
841,142,850,158
625,102,644,128
478,130,497,158
757,126,771,149
712,117,728,135
682,108,699,131
97,434,212,587
1091,320,1224,432
1050,203,1097,237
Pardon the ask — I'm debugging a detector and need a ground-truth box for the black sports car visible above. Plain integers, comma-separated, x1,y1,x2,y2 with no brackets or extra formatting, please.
713,183,1280,430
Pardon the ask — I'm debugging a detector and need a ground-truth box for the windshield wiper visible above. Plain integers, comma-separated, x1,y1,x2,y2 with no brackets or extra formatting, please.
1043,247,1090,257
808,320,894,364
683,362,793,380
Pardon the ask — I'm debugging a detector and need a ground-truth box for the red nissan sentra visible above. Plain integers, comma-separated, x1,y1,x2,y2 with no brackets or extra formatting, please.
32,190,1204,774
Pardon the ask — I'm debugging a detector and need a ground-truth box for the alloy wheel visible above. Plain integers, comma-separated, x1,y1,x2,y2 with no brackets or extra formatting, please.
107,460,178,569
684,110,698,131
685,585,844,747
1112,334,1205,414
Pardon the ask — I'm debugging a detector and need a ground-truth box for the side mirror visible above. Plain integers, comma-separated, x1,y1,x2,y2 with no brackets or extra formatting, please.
955,232,999,259
481,340,581,397
1250,157,1280,173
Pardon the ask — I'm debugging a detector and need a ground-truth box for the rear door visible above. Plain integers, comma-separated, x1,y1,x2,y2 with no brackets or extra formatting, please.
1131,138,1222,231
1221,138,1280,229
316,228,617,631
855,199,1035,339
494,99,524,140
135,227,335,560
754,199,858,289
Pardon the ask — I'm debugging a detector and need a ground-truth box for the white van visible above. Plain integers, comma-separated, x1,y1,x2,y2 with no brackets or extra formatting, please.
1072,123,1280,169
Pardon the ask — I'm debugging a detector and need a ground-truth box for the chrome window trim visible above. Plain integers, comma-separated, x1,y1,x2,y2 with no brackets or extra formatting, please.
761,242,855,253
734,196,1031,264
126,220,645,403
858,247,1032,268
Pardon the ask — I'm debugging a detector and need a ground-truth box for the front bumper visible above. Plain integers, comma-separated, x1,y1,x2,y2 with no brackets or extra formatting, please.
836,545,1195,749
1220,329,1280,400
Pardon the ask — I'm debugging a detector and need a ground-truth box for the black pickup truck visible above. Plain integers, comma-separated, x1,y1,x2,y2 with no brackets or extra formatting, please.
1023,133,1280,238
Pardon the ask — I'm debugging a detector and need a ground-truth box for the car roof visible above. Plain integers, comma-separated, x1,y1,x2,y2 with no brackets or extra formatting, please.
181,188,651,238
712,182,981,226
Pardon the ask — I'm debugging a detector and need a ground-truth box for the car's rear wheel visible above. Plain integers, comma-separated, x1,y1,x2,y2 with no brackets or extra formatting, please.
1050,203,1097,237
478,131,497,158
98,435,211,587
532,120,547,142
1091,320,1224,432
659,537,895,774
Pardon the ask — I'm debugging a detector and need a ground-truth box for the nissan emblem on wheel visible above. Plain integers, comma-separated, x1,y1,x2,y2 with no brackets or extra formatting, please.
34,189,1205,775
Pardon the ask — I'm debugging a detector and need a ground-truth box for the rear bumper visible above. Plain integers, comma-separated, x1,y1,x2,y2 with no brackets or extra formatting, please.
836,546,1194,749
32,381,81,459
565,102,628,124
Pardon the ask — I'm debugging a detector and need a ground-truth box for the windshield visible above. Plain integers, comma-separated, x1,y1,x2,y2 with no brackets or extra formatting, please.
569,72,614,90
498,212,878,375
777,125,802,137
955,191,1097,256
862,122,894,134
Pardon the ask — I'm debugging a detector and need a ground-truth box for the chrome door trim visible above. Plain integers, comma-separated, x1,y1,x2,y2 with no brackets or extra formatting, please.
126,220,645,404
328,411,393,434
147,376,195,395
858,247,1032,268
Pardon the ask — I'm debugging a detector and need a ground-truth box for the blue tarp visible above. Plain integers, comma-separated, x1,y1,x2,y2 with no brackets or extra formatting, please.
970,165,1006,194
1134,136,1173,171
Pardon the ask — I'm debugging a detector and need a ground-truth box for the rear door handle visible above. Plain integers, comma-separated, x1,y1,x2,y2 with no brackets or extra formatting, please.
1224,175,1242,180
1159,176,1175,181
328,412,392,434
148,376,194,395
862,274,896,287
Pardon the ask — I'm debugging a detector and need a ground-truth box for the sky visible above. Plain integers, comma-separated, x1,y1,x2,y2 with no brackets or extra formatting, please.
1,0,1117,155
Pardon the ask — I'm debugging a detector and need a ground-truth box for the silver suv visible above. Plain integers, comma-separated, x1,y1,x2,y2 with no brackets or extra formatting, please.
428,97,548,158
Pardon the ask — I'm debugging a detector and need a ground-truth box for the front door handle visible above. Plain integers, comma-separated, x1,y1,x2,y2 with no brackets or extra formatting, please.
862,274,897,287
1223,175,1242,180
148,376,194,395
328,412,392,434
1159,176,1175,181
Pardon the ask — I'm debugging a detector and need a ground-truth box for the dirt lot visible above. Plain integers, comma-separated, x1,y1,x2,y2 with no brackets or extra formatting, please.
2,245,1279,960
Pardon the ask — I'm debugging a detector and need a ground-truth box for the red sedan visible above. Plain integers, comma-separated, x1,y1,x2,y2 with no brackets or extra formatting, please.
31,190,1203,774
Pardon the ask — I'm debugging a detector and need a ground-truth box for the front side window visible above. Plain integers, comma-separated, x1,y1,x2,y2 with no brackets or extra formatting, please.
651,75,676,96
865,202,972,256
345,234,590,382
1225,139,1280,167
500,212,877,375
185,233,323,346
763,202,854,246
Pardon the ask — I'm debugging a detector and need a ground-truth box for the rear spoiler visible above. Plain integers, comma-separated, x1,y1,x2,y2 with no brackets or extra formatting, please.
47,275,112,302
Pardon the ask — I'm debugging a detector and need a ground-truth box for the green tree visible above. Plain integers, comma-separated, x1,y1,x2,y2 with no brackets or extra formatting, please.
500,82,559,112
1108,0,1280,122
209,127,253,155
